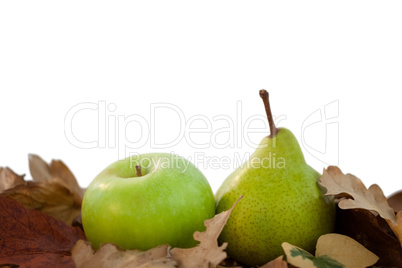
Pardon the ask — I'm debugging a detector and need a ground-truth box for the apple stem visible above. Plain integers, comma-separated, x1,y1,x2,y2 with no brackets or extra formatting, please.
135,165,142,177
259,89,278,137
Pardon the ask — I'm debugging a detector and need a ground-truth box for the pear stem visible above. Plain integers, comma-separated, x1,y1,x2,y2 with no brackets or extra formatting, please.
135,165,142,177
259,89,278,137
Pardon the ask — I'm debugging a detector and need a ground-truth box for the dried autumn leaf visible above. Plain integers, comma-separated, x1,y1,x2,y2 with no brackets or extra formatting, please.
281,242,343,268
397,211,402,241
1,181,82,226
388,190,402,212
259,255,288,268
315,234,378,268
283,234,378,268
0,196,86,268
71,240,175,268
0,154,84,225
29,153,54,182
29,154,84,199
319,166,402,246
320,166,395,222
335,208,402,267
170,196,242,268
0,167,25,192
216,258,242,268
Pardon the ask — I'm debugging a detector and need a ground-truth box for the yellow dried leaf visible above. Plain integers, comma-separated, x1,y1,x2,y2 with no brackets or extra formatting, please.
319,166,402,245
170,196,242,268
0,167,25,192
71,240,175,268
316,234,379,268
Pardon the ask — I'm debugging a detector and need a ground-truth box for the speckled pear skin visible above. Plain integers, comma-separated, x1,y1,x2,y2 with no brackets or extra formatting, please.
215,128,335,266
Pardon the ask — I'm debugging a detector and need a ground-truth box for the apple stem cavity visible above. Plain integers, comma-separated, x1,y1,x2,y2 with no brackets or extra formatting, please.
259,89,278,138
135,165,143,177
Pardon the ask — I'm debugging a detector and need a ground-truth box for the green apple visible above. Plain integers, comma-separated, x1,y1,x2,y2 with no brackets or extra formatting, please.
81,153,216,250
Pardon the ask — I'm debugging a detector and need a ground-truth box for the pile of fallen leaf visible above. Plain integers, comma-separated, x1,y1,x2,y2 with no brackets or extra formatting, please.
1,155,401,268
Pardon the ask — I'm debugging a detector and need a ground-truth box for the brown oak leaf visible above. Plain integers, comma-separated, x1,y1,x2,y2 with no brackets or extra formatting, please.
170,196,242,268
319,166,402,247
0,167,25,192
0,154,84,225
71,240,175,268
0,196,86,268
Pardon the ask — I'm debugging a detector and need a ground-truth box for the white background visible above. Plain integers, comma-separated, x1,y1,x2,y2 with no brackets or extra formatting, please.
1,1,401,196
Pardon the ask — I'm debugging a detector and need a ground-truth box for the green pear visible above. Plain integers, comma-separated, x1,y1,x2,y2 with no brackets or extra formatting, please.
215,90,335,266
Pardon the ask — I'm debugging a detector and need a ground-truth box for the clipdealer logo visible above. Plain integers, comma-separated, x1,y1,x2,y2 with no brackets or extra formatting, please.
64,100,339,169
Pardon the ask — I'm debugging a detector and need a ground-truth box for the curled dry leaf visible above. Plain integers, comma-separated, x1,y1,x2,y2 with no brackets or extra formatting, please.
319,166,402,246
0,167,25,192
1,181,82,226
0,154,84,225
71,240,175,268
315,233,378,268
0,196,86,268
335,207,402,267
259,255,288,268
170,196,242,268
28,154,85,199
